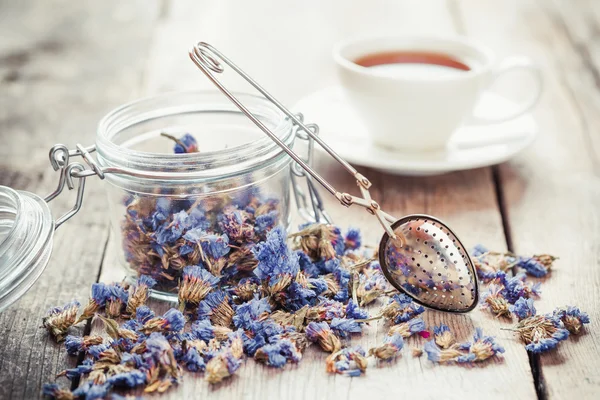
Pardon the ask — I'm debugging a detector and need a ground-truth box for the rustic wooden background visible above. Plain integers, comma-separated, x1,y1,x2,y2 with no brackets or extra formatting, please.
0,0,598,399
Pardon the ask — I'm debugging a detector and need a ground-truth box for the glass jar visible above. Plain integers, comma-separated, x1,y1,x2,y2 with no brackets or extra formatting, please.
95,91,295,297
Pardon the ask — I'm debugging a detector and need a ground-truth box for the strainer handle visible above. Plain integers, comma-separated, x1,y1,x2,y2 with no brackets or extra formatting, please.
189,42,398,239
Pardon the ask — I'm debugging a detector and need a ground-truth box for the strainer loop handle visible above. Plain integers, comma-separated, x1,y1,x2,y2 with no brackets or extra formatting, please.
189,42,398,239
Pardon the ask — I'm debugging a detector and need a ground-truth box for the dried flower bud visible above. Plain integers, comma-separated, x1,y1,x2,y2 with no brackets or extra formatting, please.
553,306,590,335
232,278,259,301
388,318,426,339
481,284,512,318
433,324,456,349
412,347,423,357
305,321,342,353
381,294,425,323
76,283,110,324
126,275,156,317
64,335,103,355
42,383,75,400
141,308,185,334
325,346,367,377
178,266,219,309
369,334,404,361
289,224,342,260
42,300,80,341
423,341,464,363
514,314,570,353
198,291,235,327
205,350,242,384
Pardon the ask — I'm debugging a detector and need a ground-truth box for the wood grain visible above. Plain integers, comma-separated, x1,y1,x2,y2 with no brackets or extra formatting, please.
456,0,600,398
91,1,537,399
0,1,160,399
2,0,598,399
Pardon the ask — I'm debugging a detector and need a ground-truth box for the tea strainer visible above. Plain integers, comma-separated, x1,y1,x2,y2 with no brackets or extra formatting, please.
189,42,479,313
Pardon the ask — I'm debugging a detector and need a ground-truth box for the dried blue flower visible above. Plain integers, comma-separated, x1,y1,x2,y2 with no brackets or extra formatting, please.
182,346,206,372
253,226,300,293
135,305,155,324
515,314,570,353
178,265,219,308
254,210,278,236
423,341,462,363
330,318,362,338
510,297,537,320
105,283,129,319
202,234,231,259
165,132,199,154
233,296,271,330
255,337,302,368
57,359,94,380
42,300,80,341
325,346,368,376
481,284,512,318
197,290,234,327
64,335,103,355
71,381,110,400
432,324,456,348
345,300,368,320
145,332,181,388
290,224,342,260
466,328,505,361
307,298,345,321
126,275,156,316
191,319,233,342
552,306,590,335
494,272,541,304
141,308,185,334
388,318,426,339
106,370,147,388
308,277,328,296
42,383,74,400
306,321,341,353
205,335,244,384
382,293,425,323
344,228,362,251
88,343,110,359
369,334,404,361
516,257,548,277
283,281,317,311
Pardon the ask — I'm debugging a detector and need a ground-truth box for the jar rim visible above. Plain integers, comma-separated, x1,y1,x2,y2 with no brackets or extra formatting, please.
95,91,294,181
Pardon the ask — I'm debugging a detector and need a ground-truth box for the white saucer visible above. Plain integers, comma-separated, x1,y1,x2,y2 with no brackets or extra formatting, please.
292,86,538,176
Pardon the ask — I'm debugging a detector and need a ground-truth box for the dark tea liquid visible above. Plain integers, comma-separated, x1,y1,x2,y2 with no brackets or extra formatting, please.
354,51,471,78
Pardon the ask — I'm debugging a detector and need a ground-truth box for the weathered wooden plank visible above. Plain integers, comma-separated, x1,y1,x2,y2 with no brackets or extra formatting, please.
0,1,160,399
456,0,600,398
91,1,537,399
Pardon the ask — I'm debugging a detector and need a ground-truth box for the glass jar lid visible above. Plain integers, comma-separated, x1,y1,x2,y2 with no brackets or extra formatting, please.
95,91,295,184
0,185,54,312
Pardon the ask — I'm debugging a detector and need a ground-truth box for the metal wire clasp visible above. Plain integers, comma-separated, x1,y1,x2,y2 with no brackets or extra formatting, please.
189,41,400,241
44,144,99,229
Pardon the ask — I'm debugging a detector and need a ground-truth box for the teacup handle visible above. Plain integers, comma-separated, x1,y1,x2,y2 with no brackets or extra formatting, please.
469,56,543,125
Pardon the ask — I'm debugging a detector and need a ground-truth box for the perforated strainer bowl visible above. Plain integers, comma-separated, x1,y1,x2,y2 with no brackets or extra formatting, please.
379,215,478,312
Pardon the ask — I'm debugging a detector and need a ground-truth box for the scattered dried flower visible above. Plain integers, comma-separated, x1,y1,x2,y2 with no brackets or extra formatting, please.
42,300,80,341
388,318,426,338
553,306,590,335
306,321,342,353
325,346,368,377
433,324,455,349
126,275,156,317
369,334,404,361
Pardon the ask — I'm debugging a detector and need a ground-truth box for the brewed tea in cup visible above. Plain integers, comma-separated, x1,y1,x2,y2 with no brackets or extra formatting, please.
333,35,543,152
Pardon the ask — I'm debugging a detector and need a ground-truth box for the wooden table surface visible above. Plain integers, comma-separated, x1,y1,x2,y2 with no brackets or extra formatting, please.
0,1,598,399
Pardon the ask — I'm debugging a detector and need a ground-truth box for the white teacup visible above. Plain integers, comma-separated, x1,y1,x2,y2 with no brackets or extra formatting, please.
333,35,543,152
